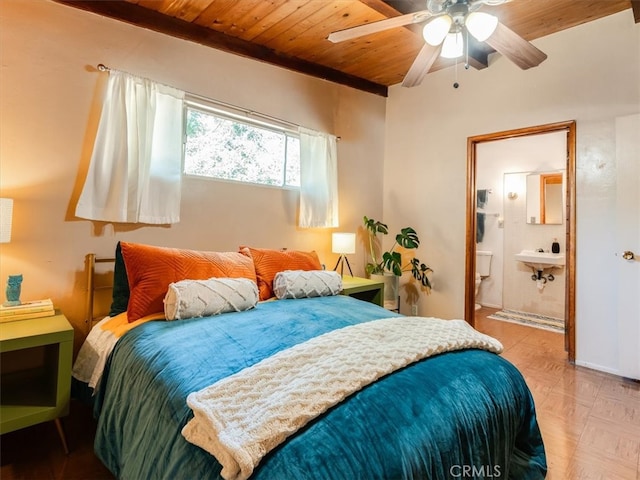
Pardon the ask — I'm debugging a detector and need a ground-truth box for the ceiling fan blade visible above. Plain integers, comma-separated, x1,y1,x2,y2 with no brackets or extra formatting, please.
401,42,442,88
484,21,547,70
328,11,431,43
480,0,513,5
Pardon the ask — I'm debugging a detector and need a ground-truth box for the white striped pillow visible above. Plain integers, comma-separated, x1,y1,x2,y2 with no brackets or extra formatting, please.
273,270,342,299
164,277,258,320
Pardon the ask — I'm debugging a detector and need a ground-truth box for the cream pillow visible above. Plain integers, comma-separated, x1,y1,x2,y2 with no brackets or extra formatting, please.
273,270,342,299
164,277,258,320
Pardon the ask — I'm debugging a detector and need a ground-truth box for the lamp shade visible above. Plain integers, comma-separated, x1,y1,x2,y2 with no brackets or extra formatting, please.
422,15,452,46
332,232,356,254
465,12,498,42
441,31,463,59
0,198,13,243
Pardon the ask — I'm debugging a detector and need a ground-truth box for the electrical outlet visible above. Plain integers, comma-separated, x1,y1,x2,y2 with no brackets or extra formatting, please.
411,304,418,316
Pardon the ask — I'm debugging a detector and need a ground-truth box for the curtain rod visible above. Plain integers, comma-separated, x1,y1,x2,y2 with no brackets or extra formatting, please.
96,64,340,139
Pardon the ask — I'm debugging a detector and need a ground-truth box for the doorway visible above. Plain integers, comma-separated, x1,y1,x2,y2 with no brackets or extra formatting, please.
464,121,576,362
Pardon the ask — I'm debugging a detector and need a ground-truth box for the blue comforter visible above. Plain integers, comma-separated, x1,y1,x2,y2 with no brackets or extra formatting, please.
93,295,546,479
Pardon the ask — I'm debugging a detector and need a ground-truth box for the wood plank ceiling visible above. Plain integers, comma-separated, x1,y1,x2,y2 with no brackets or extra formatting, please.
54,0,637,96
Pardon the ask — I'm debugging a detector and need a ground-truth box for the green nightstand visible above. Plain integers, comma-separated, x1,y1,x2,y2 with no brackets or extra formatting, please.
340,276,384,307
0,311,74,453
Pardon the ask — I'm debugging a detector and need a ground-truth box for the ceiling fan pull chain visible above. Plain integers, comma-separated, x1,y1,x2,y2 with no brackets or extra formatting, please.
453,29,472,89
465,29,470,70
453,56,459,89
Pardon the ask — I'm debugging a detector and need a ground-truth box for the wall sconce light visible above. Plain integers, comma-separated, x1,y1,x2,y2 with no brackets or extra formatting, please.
507,192,518,200
332,232,355,277
0,198,13,243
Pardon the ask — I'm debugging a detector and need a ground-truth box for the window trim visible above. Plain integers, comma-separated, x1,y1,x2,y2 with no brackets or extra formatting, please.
183,97,300,189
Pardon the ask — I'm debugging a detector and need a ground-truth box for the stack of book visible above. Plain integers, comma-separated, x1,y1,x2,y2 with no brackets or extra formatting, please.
0,298,55,322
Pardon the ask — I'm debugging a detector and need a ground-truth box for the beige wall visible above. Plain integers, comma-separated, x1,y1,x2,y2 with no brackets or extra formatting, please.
385,11,639,374
0,0,386,351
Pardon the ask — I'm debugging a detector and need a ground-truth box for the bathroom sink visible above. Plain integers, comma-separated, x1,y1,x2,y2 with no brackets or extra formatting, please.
515,250,565,270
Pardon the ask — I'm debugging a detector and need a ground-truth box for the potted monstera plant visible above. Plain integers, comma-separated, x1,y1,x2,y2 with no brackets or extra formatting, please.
363,216,432,309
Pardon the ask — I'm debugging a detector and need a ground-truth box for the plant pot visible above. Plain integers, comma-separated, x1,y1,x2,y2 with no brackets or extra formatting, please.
370,273,399,311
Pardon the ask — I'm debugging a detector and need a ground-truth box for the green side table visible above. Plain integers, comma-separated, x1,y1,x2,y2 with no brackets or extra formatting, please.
340,276,384,307
0,311,74,453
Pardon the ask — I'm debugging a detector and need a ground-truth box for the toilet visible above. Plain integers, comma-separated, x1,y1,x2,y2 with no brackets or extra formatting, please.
475,250,493,311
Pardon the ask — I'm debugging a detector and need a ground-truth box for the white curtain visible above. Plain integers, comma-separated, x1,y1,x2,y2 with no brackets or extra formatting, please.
75,70,185,224
298,127,339,228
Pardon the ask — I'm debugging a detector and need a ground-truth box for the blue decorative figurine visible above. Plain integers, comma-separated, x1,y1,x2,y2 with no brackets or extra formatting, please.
5,274,23,306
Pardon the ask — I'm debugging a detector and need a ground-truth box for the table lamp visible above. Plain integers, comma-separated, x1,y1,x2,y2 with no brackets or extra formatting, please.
332,232,355,277
0,198,12,244
1,198,22,306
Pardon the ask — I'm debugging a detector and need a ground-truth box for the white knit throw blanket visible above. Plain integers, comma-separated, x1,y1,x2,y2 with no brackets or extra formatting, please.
182,317,503,480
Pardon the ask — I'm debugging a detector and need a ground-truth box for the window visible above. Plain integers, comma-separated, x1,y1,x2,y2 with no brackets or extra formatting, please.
184,101,300,187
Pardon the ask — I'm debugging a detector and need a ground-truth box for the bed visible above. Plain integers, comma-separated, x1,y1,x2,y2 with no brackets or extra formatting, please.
73,242,546,480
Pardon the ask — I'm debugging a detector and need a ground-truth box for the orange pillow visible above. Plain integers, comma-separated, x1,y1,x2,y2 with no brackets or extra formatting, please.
239,246,322,301
121,242,257,322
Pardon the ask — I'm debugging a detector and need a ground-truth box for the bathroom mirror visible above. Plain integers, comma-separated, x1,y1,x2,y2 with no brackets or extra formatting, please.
526,171,564,224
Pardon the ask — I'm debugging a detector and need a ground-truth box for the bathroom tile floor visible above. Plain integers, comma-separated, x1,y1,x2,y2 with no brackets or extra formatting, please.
476,306,640,480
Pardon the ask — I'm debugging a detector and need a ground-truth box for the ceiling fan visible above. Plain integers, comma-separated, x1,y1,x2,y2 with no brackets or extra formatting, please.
328,0,547,87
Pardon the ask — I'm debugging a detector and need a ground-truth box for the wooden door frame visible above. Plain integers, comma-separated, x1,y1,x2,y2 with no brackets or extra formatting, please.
539,172,563,224
465,120,577,362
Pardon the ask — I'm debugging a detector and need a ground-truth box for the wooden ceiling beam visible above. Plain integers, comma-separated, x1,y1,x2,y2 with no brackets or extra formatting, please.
463,36,490,71
631,0,640,23
428,37,490,73
360,0,406,18
466,49,490,71
52,0,389,97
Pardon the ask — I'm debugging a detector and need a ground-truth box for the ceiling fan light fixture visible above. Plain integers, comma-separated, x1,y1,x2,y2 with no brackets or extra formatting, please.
441,31,463,59
422,15,452,46
465,11,498,42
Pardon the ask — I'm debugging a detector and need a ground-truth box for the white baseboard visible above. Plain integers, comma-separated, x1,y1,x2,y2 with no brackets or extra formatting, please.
574,360,620,377
479,302,502,309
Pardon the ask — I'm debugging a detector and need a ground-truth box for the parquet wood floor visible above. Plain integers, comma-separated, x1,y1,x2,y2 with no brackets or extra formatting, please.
475,307,640,480
1,307,638,479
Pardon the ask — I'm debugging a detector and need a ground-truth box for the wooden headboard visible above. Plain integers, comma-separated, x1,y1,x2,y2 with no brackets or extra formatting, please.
84,253,115,334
